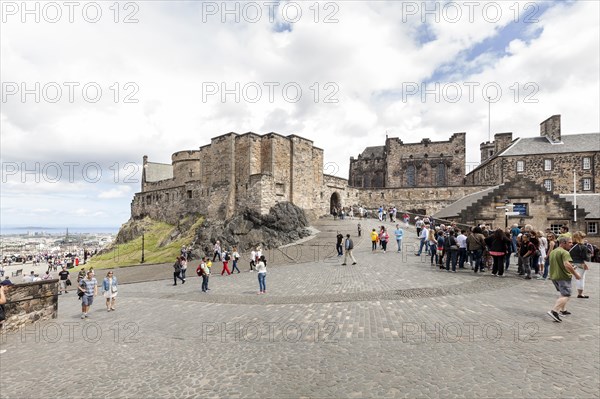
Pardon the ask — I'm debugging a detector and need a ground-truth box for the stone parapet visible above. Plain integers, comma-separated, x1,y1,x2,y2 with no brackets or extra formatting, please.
2,280,58,333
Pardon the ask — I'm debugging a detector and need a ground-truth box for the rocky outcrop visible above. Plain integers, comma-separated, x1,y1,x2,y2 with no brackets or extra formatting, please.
193,202,311,255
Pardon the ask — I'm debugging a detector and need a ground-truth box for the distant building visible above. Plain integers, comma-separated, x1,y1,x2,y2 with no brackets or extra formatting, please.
465,115,600,194
349,133,466,188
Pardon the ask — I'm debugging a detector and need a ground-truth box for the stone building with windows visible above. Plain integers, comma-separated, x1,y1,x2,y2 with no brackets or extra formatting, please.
348,133,466,188
465,115,600,194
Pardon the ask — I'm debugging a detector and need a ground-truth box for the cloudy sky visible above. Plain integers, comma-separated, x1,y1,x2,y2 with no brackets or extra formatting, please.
1,0,599,229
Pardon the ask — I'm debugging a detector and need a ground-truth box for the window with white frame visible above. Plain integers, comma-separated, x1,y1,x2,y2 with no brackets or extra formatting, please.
583,178,592,191
516,160,525,172
550,224,562,235
588,222,598,235
543,179,552,191
544,159,552,171
583,157,591,170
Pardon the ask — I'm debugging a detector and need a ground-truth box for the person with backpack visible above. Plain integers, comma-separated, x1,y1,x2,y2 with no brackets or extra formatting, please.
231,247,241,274
196,257,210,292
221,250,232,276
570,231,591,299
341,234,357,266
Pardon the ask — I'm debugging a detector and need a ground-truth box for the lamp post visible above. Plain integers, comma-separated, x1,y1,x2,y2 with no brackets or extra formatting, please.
141,229,145,264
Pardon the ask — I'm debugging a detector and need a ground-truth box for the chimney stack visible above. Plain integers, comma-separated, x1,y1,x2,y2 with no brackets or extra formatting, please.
540,115,561,143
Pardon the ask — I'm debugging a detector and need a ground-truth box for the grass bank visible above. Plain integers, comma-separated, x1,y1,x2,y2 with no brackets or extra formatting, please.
85,217,203,270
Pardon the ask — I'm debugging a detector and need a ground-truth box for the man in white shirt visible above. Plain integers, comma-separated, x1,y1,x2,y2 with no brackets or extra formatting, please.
456,230,468,268
250,249,256,272
416,225,429,256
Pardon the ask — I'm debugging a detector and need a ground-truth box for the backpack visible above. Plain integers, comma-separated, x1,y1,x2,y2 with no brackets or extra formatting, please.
196,265,205,276
224,252,231,261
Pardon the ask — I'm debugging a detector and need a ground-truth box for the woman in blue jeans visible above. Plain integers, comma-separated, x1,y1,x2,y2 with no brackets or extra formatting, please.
256,255,267,294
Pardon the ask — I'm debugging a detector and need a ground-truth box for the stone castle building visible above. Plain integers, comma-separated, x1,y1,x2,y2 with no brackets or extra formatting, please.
348,133,466,188
130,115,599,239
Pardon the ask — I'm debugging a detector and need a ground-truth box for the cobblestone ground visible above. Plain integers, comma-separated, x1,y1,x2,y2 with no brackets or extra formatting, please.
1,218,599,398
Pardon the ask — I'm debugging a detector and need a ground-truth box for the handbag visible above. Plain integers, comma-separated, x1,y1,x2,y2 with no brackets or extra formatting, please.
111,285,118,293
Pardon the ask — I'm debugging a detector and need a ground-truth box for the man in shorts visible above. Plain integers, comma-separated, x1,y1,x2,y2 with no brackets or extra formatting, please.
58,266,70,294
547,237,580,322
79,270,98,319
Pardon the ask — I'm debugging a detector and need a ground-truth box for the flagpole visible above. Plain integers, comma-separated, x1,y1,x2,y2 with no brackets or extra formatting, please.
573,169,577,222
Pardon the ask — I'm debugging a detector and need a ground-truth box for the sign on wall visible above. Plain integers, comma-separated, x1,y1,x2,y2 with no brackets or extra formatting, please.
513,203,528,216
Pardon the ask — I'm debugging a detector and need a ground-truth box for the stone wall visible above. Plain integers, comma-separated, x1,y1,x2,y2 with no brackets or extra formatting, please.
2,280,58,333
354,185,487,216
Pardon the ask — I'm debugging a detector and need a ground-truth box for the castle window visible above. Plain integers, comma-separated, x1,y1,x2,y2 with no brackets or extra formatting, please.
189,168,194,177
406,164,416,187
544,159,552,171
276,183,285,196
516,160,525,173
582,178,591,191
489,150,493,157
588,222,598,235
436,163,446,186
543,179,552,191
583,157,591,170
187,190,193,199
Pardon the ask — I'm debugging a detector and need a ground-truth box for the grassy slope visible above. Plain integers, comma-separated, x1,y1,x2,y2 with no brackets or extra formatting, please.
85,217,203,270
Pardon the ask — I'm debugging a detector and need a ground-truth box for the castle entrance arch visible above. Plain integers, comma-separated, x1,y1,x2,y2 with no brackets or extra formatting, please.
330,192,341,214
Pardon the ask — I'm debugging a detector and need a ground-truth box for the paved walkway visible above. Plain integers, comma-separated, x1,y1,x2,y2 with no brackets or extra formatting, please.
1,218,599,398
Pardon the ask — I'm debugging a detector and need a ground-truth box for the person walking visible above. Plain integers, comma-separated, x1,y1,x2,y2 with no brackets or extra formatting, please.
569,231,591,299
249,248,256,272
336,232,344,257
342,234,357,266
221,250,232,276
256,255,267,294
180,256,188,280
78,270,98,319
547,237,580,322
394,224,404,253
173,257,185,285
102,271,118,311
543,232,557,279
212,241,222,262
485,229,511,276
197,257,210,292
58,266,70,294
416,224,429,256
379,227,389,253
231,247,241,274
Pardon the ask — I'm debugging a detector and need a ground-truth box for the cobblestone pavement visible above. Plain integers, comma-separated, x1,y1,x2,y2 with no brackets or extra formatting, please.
1,218,599,398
